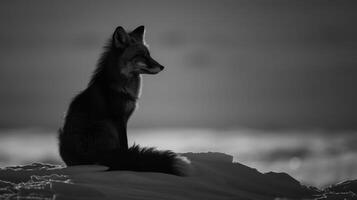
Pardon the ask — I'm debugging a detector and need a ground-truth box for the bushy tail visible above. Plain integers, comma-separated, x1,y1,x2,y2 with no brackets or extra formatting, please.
99,145,189,176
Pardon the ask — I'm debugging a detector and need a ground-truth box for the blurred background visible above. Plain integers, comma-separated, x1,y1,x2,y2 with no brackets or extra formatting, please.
0,0,356,187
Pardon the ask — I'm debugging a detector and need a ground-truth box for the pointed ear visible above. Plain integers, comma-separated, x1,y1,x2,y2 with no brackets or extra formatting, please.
130,25,145,43
113,26,130,48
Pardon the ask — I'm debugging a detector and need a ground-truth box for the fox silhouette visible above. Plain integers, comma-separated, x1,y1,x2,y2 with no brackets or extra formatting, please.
59,26,186,175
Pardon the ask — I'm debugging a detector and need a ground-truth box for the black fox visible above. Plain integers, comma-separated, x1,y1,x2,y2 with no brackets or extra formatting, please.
59,26,186,175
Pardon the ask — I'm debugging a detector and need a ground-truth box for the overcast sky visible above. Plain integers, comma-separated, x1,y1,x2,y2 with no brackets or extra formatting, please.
0,0,356,130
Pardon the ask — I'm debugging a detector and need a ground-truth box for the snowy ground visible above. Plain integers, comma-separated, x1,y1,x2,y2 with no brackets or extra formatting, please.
0,153,356,200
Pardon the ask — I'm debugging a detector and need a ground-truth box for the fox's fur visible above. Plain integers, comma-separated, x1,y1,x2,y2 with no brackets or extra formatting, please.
59,26,186,176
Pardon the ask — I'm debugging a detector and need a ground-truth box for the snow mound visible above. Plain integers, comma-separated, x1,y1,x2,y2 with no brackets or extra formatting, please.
0,153,356,200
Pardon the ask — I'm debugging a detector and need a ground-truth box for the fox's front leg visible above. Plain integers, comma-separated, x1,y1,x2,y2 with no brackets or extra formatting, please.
114,123,128,150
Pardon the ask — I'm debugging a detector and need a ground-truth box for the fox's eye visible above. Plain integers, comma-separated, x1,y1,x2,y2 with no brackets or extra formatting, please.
132,56,145,62
132,56,147,67
136,61,147,67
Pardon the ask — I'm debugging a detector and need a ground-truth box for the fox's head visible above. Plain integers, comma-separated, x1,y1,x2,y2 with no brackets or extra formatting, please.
112,26,164,75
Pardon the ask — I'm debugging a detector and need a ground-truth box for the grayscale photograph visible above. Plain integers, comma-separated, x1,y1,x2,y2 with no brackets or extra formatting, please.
0,1,356,199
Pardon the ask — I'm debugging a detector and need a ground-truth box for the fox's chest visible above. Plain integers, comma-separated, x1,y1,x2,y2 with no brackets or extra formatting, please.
120,75,141,114
113,75,142,98
109,75,141,118
124,100,137,114
125,75,142,99
108,98,137,121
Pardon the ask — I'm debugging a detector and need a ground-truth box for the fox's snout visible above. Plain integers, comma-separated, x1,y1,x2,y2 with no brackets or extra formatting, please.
142,63,164,74
148,57,164,71
153,64,164,74
137,57,164,74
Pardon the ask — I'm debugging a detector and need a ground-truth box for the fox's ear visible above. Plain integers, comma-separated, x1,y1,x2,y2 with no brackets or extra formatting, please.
113,26,130,48
130,25,145,43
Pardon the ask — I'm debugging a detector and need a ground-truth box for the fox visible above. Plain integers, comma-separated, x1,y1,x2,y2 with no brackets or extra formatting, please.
58,26,186,176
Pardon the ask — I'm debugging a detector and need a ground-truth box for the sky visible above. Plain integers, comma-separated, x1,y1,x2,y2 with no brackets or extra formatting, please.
0,0,356,130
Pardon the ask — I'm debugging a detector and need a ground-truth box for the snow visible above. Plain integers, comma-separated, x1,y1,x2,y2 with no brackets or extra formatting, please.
0,152,356,200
